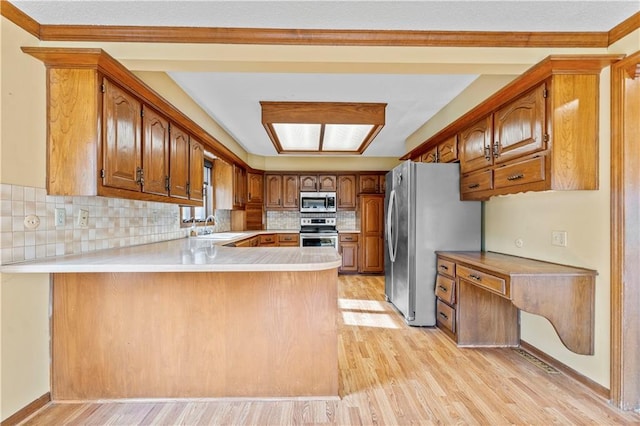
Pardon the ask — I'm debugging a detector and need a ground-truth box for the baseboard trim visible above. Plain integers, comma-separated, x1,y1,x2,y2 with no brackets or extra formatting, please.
519,341,609,400
1,392,51,426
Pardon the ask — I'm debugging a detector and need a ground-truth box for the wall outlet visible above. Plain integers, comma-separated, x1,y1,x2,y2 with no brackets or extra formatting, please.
24,215,41,230
55,208,66,227
552,230,568,247
77,209,89,227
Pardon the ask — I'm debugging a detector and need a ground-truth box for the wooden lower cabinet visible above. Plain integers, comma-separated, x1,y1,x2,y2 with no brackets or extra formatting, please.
235,236,259,247
259,234,277,247
278,233,300,247
338,233,359,273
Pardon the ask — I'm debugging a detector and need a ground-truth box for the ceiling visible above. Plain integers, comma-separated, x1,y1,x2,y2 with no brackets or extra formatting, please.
10,1,640,159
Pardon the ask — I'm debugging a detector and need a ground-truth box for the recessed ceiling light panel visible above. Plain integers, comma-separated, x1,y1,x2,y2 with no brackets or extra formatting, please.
261,101,386,155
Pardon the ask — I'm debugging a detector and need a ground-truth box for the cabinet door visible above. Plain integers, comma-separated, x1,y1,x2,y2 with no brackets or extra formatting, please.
421,147,438,163
438,135,459,163
265,175,283,209
169,124,190,200
318,175,337,191
247,172,264,204
189,138,204,202
233,165,245,209
359,174,381,193
282,175,299,209
359,195,384,273
339,242,359,273
337,175,357,210
493,84,546,164
299,175,317,192
459,115,493,174
142,106,169,196
102,79,142,191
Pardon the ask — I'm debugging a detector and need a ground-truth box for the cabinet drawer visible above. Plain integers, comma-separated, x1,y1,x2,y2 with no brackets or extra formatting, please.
259,234,277,245
436,300,455,333
436,257,456,277
339,233,359,242
494,156,546,189
461,170,493,194
435,274,455,305
278,234,299,244
457,265,506,296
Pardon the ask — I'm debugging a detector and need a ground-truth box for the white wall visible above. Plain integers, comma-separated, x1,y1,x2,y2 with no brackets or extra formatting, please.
0,17,50,421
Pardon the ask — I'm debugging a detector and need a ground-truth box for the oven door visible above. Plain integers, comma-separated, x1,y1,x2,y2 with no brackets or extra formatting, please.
300,233,338,249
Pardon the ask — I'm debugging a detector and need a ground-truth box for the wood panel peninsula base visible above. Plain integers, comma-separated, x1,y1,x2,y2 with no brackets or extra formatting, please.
52,270,338,400
435,251,597,355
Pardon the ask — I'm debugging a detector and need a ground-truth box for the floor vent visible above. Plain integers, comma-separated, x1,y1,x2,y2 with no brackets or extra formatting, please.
513,348,559,374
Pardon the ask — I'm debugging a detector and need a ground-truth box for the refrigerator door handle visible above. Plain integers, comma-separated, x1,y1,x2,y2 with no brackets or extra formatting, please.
386,189,398,262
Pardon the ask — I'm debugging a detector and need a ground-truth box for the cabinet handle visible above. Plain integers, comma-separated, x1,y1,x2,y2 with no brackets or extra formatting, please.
439,312,449,320
439,264,449,270
468,183,480,189
136,167,143,185
493,141,500,158
438,285,448,292
507,173,524,181
469,274,482,281
484,146,491,161
165,176,170,191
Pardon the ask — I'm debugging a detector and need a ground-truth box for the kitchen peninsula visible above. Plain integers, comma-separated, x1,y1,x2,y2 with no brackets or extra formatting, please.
1,237,342,400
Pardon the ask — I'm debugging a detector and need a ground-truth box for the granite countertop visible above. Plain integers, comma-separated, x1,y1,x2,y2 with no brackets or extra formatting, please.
0,231,342,273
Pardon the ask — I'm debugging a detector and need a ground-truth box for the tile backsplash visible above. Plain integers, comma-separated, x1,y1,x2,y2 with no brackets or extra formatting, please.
266,210,358,231
0,184,190,265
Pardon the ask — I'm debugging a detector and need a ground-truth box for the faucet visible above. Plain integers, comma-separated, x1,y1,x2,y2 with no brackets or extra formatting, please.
204,215,216,235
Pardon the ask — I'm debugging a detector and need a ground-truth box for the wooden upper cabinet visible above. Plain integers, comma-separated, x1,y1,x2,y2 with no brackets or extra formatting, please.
141,106,169,196
247,172,264,204
419,136,457,164
438,135,459,163
25,47,255,207
299,175,317,192
282,175,299,209
337,175,357,210
299,174,336,192
420,147,438,163
264,174,299,210
459,115,493,174
169,124,190,200
359,174,385,194
493,84,546,164
102,79,142,192
265,174,283,209
189,138,204,202
233,165,246,209
319,175,337,191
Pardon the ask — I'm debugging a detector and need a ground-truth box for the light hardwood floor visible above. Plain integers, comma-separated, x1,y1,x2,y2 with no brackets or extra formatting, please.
19,275,640,425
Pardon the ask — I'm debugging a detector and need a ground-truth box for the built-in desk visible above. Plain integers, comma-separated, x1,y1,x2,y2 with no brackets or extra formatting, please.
435,251,597,355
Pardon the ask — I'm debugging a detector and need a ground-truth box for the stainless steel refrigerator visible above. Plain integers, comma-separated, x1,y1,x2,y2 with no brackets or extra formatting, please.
384,161,481,326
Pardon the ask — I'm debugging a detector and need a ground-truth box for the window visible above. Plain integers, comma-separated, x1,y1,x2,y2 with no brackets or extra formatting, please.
181,160,213,226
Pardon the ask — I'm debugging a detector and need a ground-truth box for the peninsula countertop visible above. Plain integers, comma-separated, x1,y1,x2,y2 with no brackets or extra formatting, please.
0,232,342,273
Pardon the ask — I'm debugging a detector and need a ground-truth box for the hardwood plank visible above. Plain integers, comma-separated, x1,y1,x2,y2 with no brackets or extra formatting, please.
21,275,640,425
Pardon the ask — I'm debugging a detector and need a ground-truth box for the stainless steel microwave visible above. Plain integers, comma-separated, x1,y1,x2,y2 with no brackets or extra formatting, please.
299,192,337,213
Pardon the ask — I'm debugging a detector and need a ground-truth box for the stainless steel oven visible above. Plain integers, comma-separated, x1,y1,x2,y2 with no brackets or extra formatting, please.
299,217,338,249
